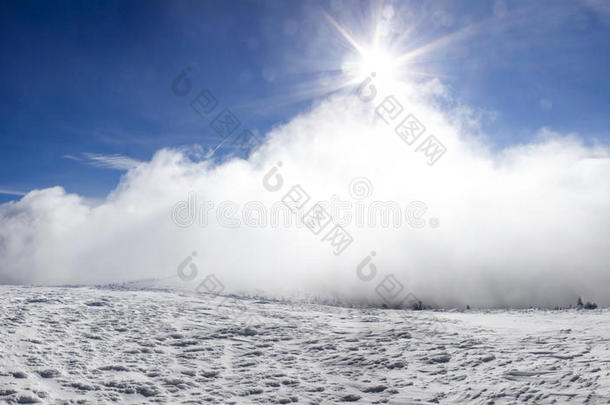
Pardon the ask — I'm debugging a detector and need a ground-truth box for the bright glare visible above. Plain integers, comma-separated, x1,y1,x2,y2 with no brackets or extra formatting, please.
327,14,404,89
357,47,398,82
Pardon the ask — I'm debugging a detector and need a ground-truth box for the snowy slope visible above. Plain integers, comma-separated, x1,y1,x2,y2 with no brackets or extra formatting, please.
1,286,609,404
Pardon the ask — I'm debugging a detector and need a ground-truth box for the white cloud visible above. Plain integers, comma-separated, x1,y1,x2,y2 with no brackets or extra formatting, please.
1,83,609,309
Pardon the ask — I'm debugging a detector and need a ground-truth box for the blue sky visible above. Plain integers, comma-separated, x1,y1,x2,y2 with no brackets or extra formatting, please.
1,0,609,204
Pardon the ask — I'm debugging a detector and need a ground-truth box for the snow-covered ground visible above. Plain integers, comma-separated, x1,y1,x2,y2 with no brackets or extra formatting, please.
1,286,609,404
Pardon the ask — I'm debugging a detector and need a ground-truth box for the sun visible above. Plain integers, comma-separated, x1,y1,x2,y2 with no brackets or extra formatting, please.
357,46,398,83
327,14,403,88
276,6,445,104
340,45,401,91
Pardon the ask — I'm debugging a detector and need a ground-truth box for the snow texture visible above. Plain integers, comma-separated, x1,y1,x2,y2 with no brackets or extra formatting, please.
1,286,609,404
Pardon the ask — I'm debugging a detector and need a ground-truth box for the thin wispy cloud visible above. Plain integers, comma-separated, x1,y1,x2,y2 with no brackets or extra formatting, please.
63,153,143,171
0,189,27,196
